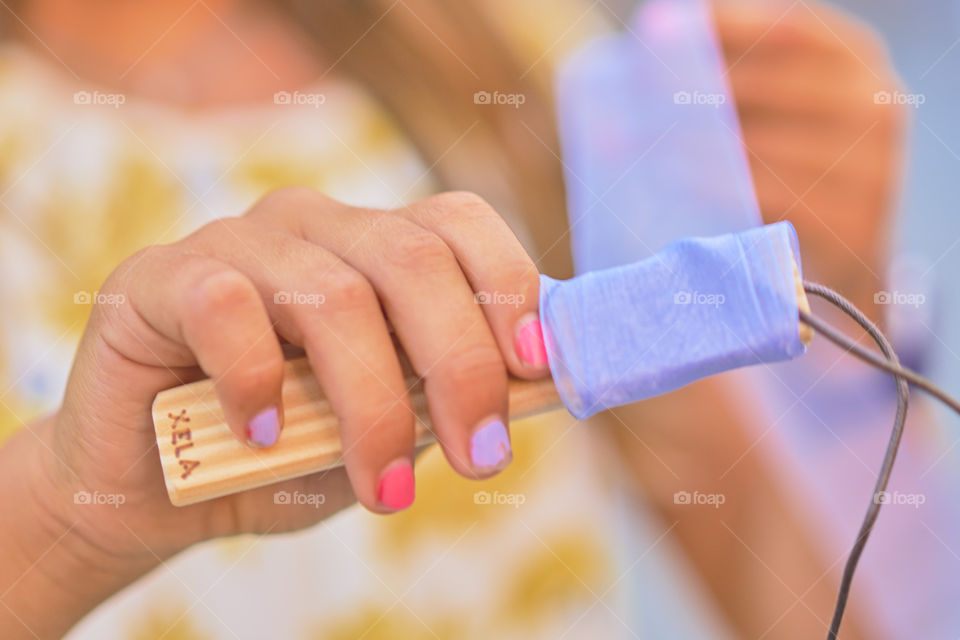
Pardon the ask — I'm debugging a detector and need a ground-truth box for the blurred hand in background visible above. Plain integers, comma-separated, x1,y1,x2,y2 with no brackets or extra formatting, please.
716,0,907,314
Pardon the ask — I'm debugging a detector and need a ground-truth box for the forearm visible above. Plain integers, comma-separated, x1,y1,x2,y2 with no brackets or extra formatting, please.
597,377,866,640
0,416,158,639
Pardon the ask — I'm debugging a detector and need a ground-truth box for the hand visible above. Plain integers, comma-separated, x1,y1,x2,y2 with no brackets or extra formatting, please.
715,0,906,312
2,188,547,637
599,5,897,638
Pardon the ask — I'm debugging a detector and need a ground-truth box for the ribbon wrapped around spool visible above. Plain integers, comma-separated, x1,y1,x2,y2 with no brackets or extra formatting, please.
540,221,809,419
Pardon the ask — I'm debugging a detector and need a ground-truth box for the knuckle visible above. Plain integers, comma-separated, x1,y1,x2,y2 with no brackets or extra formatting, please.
249,186,344,223
440,343,506,390
867,79,908,127
434,190,491,211
835,17,887,61
420,190,495,223
222,357,283,394
349,394,413,439
90,246,164,324
382,221,454,271
319,267,377,313
257,185,322,208
187,217,253,246
87,247,182,362
494,260,539,301
99,247,145,295
185,266,259,319
819,13,890,69
860,36,888,66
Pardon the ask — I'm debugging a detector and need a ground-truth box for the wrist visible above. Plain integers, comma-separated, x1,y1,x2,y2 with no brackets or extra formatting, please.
0,415,158,638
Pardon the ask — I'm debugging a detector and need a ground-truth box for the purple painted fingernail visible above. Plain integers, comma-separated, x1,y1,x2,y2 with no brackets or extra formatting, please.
470,419,512,472
246,407,280,448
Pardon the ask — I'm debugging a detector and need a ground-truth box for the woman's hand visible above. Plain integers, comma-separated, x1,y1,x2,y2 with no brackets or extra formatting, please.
1,188,547,638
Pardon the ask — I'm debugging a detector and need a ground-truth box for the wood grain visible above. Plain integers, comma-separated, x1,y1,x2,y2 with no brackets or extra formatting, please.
153,359,562,506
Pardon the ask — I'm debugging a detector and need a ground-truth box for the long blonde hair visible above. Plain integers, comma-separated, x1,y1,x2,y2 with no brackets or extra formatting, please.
279,0,573,277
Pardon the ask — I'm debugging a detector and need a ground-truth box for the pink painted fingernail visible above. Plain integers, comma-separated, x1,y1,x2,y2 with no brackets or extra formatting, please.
246,406,280,448
515,313,548,368
378,461,415,511
471,419,512,472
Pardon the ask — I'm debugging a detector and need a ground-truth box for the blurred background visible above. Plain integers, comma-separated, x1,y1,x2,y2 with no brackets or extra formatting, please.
2,0,960,638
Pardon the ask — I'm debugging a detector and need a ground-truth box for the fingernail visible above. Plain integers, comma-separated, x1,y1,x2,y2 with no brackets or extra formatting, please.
515,313,548,368
246,406,280,448
378,460,415,511
471,419,512,472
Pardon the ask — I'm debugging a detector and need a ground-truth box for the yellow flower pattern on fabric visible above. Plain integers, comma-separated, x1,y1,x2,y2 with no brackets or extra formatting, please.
35,153,183,331
374,414,554,552
126,600,213,640
0,15,629,634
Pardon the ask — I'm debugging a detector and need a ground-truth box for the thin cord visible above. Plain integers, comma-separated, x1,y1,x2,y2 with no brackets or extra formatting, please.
798,282,909,640
801,282,960,637
799,307,960,417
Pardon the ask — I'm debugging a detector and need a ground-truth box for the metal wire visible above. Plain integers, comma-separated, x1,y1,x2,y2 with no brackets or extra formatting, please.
797,282,960,637
797,282,911,639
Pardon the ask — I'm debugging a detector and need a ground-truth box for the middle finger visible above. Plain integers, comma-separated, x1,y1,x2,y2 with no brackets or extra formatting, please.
256,190,513,479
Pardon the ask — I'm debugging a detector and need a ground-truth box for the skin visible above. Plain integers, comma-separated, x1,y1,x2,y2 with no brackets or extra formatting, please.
0,189,548,638
0,1,906,639
597,2,904,638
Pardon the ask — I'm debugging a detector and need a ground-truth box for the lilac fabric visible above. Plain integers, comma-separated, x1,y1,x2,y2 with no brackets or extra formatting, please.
552,0,960,636
539,222,806,420
556,0,760,272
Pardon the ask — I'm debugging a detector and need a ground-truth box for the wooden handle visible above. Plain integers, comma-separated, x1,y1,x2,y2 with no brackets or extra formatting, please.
794,261,815,346
153,359,563,506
